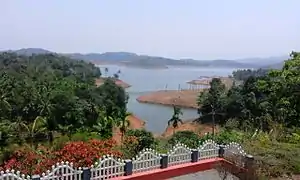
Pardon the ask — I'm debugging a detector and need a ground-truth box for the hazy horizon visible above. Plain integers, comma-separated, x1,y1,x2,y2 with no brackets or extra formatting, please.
3,47,290,61
1,0,300,60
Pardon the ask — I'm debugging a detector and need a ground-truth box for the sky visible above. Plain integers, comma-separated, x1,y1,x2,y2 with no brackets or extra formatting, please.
1,0,300,60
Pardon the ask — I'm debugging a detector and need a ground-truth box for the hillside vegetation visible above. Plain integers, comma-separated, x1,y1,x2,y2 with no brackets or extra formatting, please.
0,52,129,173
194,52,300,178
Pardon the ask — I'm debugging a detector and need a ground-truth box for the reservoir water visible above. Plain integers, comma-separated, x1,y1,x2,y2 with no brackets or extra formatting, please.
97,65,236,133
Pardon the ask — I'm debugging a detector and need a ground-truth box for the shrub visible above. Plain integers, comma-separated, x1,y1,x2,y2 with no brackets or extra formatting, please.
70,131,100,142
52,135,70,151
168,131,201,148
0,139,122,175
1,145,54,175
124,129,156,156
56,139,122,167
199,130,245,144
122,136,139,159
215,130,245,144
243,140,300,177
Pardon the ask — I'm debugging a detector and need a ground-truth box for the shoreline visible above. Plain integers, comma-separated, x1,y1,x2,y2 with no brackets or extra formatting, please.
136,99,198,109
92,61,168,70
113,114,214,141
161,119,216,138
95,77,131,89
136,90,202,109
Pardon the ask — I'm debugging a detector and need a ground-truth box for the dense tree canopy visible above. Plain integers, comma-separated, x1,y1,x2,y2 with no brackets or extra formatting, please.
0,52,128,147
232,68,269,81
198,52,300,131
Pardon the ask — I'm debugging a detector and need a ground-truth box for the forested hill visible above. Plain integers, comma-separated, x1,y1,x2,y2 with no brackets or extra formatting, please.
0,52,128,142
0,52,101,82
4,48,273,69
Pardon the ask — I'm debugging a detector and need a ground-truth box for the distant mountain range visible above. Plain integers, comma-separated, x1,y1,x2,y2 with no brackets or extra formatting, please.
2,48,288,69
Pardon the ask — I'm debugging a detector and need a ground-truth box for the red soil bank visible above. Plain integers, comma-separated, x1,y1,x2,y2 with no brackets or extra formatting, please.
113,114,145,144
137,90,202,109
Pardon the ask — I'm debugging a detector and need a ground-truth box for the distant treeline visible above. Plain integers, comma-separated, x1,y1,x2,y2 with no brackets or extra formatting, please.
232,68,269,81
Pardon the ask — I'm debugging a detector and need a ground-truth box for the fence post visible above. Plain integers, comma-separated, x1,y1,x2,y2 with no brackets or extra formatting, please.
191,149,199,162
245,155,255,180
83,167,91,180
124,160,133,176
160,154,168,169
32,175,40,180
219,145,225,158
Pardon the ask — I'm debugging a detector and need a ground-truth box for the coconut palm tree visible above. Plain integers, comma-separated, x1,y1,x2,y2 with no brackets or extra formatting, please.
168,106,183,135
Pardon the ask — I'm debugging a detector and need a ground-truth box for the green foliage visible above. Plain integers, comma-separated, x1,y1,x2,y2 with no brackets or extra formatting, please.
154,137,170,154
197,53,300,179
168,131,200,148
51,135,70,151
197,78,227,125
244,139,300,177
70,131,100,142
168,106,183,131
0,52,128,152
232,68,269,81
124,129,156,155
198,52,300,132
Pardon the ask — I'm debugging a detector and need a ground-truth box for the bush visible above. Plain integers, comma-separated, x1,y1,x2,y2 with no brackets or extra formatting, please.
123,129,156,157
168,131,201,148
0,139,122,175
1,145,54,175
70,131,100,142
56,139,122,167
52,135,70,151
243,140,300,177
199,130,245,144
122,136,139,159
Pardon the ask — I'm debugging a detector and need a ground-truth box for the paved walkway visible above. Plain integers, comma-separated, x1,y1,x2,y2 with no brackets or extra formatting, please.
170,169,239,180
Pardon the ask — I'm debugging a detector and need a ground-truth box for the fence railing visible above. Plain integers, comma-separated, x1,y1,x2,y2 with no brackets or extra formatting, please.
0,140,253,180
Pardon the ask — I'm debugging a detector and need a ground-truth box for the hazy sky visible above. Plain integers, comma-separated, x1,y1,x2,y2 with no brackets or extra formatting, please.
1,0,300,59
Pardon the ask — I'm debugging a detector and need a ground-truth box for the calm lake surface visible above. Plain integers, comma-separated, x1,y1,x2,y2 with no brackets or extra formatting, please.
97,65,236,133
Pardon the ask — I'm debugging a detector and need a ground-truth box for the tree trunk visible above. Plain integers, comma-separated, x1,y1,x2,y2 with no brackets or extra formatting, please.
48,131,54,145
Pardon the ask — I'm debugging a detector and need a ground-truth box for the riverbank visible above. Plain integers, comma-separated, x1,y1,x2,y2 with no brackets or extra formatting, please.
161,119,219,138
95,77,131,88
92,61,168,70
136,90,202,109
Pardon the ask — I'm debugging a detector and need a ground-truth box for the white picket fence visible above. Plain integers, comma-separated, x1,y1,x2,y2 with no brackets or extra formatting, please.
167,143,192,166
90,155,125,179
224,142,247,167
132,148,161,173
198,139,219,160
40,162,83,180
0,170,30,180
0,140,248,180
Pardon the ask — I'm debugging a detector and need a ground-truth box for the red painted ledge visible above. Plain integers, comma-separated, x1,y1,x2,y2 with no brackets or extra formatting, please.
112,158,223,180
